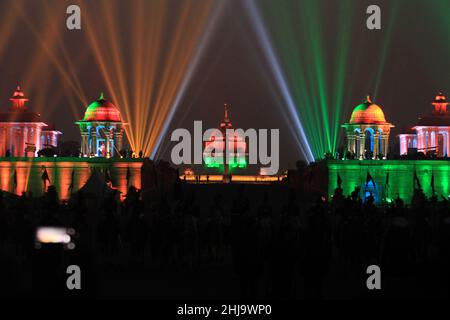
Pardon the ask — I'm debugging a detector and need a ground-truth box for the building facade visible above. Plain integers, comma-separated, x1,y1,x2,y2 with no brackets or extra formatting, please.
76,93,125,157
203,104,247,174
328,160,450,204
0,86,61,157
399,93,450,157
342,96,394,159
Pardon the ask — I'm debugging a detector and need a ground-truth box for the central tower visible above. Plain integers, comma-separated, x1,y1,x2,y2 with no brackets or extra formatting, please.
204,104,247,181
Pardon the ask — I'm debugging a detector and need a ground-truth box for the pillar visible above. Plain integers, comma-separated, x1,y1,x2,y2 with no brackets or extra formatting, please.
0,127,4,156
114,129,123,156
354,134,361,159
352,137,356,155
374,131,379,159
81,132,88,156
91,127,97,156
435,128,439,156
32,127,38,154
359,133,365,160
400,136,406,155
446,130,450,157
382,136,389,159
347,133,354,155
51,133,57,147
22,126,28,157
7,127,12,156
105,129,111,157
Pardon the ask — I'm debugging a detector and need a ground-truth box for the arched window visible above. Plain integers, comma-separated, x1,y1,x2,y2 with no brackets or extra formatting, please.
364,180,377,203
364,128,374,158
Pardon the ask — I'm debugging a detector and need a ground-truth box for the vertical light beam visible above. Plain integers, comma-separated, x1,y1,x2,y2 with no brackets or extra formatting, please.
244,0,315,163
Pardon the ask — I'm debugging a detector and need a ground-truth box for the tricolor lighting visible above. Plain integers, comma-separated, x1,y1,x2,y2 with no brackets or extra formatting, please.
244,0,314,163
244,0,401,160
80,0,225,158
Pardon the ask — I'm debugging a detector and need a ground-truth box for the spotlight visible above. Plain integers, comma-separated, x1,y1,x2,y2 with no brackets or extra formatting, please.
244,0,314,163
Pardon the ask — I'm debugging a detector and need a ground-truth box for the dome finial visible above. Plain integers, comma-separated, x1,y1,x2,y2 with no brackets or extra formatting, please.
366,95,372,104
224,103,230,122
99,92,104,100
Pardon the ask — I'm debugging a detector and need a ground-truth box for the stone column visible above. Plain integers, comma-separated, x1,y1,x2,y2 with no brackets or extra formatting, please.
442,129,450,157
17,127,23,157
32,127,39,157
446,130,450,157
23,126,28,157
383,136,389,159
81,132,88,156
400,136,406,155
359,133,365,160
91,127,97,156
7,127,13,156
374,132,379,159
347,134,353,154
0,127,4,156
105,129,111,157
52,133,57,147
355,134,359,158
350,137,355,157
115,130,123,155
435,128,440,156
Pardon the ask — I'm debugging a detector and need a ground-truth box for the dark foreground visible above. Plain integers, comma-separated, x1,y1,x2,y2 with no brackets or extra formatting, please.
0,183,449,300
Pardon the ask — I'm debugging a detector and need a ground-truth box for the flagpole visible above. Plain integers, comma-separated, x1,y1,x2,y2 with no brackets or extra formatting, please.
386,171,389,200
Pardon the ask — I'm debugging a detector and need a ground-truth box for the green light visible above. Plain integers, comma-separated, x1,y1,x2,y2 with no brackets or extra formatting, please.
204,156,247,169
257,0,355,159
328,160,450,204
255,0,404,160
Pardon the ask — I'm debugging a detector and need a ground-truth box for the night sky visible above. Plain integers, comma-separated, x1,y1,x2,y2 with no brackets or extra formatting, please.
0,0,448,168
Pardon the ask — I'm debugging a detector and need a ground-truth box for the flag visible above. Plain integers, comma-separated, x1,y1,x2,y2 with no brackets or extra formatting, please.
337,173,342,189
366,171,375,186
13,169,17,191
69,169,75,191
414,170,421,189
41,168,50,183
41,167,50,192
385,171,390,200
126,166,131,187
105,168,112,184
431,171,435,194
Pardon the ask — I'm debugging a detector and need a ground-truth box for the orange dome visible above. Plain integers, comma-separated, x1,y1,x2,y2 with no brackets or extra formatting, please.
349,96,387,124
83,93,121,122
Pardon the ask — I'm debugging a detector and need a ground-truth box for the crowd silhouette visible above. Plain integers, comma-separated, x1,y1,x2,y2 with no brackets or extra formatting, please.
0,177,449,300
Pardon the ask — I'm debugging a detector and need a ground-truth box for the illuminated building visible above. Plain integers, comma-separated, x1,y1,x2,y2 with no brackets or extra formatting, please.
342,96,394,159
0,86,61,157
76,93,125,157
399,93,450,157
0,157,143,200
203,104,247,176
41,124,62,149
328,160,450,204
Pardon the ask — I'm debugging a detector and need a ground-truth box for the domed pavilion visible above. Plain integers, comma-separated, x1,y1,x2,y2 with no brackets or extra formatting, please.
342,96,394,159
76,93,125,157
